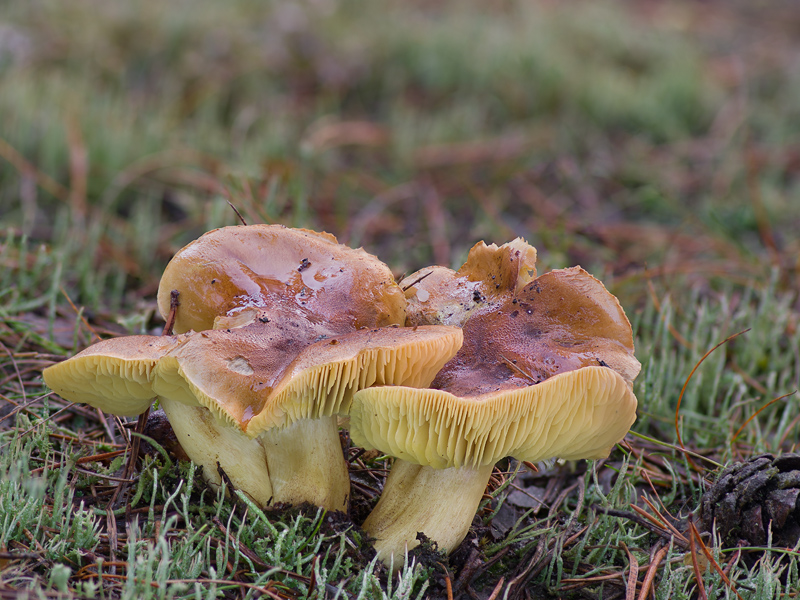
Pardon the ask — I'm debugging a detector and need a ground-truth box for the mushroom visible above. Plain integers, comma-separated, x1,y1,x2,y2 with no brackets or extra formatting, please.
348,240,640,563
43,224,464,511
43,315,462,510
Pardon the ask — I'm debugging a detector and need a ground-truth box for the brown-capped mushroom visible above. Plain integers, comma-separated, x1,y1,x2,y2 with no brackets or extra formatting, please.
43,224,464,511
43,320,462,509
348,240,640,564
152,224,453,510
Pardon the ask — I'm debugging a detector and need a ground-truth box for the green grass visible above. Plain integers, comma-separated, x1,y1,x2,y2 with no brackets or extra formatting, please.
2,0,800,597
0,424,434,599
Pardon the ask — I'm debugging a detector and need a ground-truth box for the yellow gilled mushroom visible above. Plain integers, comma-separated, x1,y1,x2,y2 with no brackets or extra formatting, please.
43,225,463,511
348,240,640,563
44,311,462,511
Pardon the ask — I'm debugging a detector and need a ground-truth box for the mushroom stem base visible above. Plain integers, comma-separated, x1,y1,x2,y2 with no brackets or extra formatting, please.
259,416,350,512
363,459,493,567
159,398,274,506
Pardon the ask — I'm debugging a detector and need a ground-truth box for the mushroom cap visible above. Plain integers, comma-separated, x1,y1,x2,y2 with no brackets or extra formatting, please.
154,319,463,434
349,255,641,470
404,236,638,387
42,318,463,435
157,224,406,334
42,335,180,416
350,365,637,469
401,238,537,327
433,266,641,391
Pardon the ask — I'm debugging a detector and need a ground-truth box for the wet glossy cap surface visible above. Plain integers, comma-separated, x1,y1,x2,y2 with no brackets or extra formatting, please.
168,319,464,433
157,224,406,333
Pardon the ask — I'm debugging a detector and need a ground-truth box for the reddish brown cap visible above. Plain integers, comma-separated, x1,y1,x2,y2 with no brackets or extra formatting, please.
432,266,641,394
152,318,463,433
157,225,406,334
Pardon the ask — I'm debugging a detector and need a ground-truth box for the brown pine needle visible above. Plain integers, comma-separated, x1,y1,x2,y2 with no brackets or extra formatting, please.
445,574,453,600
401,270,432,291
30,449,127,475
486,576,504,600
675,329,749,470
629,505,671,533
689,519,709,600
622,542,639,600
640,496,689,544
501,354,538,384
638,546,668,600
225,196,248,226
731,391,796,444
630,503,688,545
641,471,670,514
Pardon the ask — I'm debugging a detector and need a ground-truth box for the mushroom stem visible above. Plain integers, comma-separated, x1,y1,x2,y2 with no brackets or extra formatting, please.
158,398,274,506
258,416,349,512
362,459,494,566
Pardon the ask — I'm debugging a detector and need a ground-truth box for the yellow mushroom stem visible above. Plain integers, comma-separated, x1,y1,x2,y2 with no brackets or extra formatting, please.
363,459,494,565
158,398,274,506
259,416,349,511
350,367,639,567
158,401,349,511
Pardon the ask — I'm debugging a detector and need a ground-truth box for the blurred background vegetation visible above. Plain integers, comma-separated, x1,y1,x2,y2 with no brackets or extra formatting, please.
2,0,798,316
